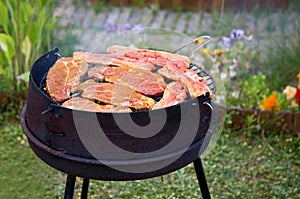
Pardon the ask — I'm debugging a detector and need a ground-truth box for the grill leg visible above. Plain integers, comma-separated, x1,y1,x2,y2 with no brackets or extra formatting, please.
193,158,211,199
64,174,76,199
81,178,90,199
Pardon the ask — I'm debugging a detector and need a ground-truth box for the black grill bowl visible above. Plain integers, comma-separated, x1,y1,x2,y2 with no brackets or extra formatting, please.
20,49,214,180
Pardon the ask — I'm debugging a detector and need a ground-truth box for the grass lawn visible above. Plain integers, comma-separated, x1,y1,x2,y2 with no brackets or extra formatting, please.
0,121,299,198
0,123,64,199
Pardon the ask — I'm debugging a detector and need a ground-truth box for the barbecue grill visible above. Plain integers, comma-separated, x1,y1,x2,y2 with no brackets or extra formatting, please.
20,30,221,198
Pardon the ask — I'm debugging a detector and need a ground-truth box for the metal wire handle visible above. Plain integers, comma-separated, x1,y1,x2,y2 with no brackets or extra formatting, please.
172,36,211,57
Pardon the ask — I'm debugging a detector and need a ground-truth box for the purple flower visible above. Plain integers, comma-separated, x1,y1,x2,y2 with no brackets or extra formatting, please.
105,22,118,32
221,36,231,48
132,24,144,33
230,29,245,39
122,23,133,31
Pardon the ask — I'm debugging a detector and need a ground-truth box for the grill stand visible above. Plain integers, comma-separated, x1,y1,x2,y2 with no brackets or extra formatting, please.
63,157,211,199
20,104,213,199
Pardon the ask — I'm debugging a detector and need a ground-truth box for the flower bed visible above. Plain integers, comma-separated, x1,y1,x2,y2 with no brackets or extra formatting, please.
228,108,300,135
197,28,300,135
226,72,300,135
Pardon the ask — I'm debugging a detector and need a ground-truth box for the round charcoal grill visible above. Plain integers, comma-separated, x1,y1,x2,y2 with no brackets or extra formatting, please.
20,48,217,199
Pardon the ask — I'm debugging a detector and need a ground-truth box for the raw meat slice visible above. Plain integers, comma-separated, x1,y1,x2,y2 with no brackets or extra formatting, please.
87,53,155,71
46,59,70,102
62,97,131,112
73,51,90,76
104,46,213,98
107,45,190,69
81,82,155,110
77,79,98,91
106,45,135,54
153,82,187,109
46,52,90,102
88,66,167,96
66,52,89,93
88,66,128,83
158,63,212,98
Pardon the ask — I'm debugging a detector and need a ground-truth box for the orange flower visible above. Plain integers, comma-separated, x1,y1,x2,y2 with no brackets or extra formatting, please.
260,92,281,111
297,72,300,84
213,49,224,57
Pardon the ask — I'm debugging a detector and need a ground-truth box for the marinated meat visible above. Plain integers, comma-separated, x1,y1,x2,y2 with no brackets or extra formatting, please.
81,82,155,110
45,58,70,102
46,52,89,102
158,63,212,98
77,79,98,91
66,52,89,92
153,82,187,110
88,66,128,83
88,66,167,96
87,53,155,71
106,45,135,54
107,45,190,69
46,45,213,111
62,97,131,112
73,52,90,76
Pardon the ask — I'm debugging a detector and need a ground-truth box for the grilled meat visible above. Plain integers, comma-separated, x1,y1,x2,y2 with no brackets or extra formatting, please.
46,45,213,111
157,63,212,98
106,45,135,54
87,53,155,71
153,82,187,109
88,66,167,96
62,97,131,112
107,45,190,70
80,81,155,110
46,52,89,102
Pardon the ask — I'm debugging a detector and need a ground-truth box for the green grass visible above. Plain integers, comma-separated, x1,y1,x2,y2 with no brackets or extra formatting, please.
0,123,64,199
1,121,299,198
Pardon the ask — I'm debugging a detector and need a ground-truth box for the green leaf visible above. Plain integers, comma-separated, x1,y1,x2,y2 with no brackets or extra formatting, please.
20,1,34,26
22,35,31,70
0,1,9,32
17,71,30,83
28,23,39,46
0,33,15,61
21,35,31,58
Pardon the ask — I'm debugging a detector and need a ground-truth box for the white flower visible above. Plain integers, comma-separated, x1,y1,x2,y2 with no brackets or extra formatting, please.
229,70,236,78
232,90,239,98
220,72,227,80
283,86,296,100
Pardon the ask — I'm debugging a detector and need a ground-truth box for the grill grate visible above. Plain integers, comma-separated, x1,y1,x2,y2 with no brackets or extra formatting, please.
189,63,217,95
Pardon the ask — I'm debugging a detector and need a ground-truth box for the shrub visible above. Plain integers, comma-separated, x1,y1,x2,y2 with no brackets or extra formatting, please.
0,0,57,121
261,20,300,91
0,0,57,91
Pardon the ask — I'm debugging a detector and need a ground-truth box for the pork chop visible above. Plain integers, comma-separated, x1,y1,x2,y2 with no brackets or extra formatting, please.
153,82,187,109
88,66,167,96
80,82,155,110
157,63,212,98
46,52,89,102
62,97,131,112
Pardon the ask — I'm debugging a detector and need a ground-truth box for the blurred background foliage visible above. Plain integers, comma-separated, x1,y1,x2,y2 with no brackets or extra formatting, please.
0,0,57,121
